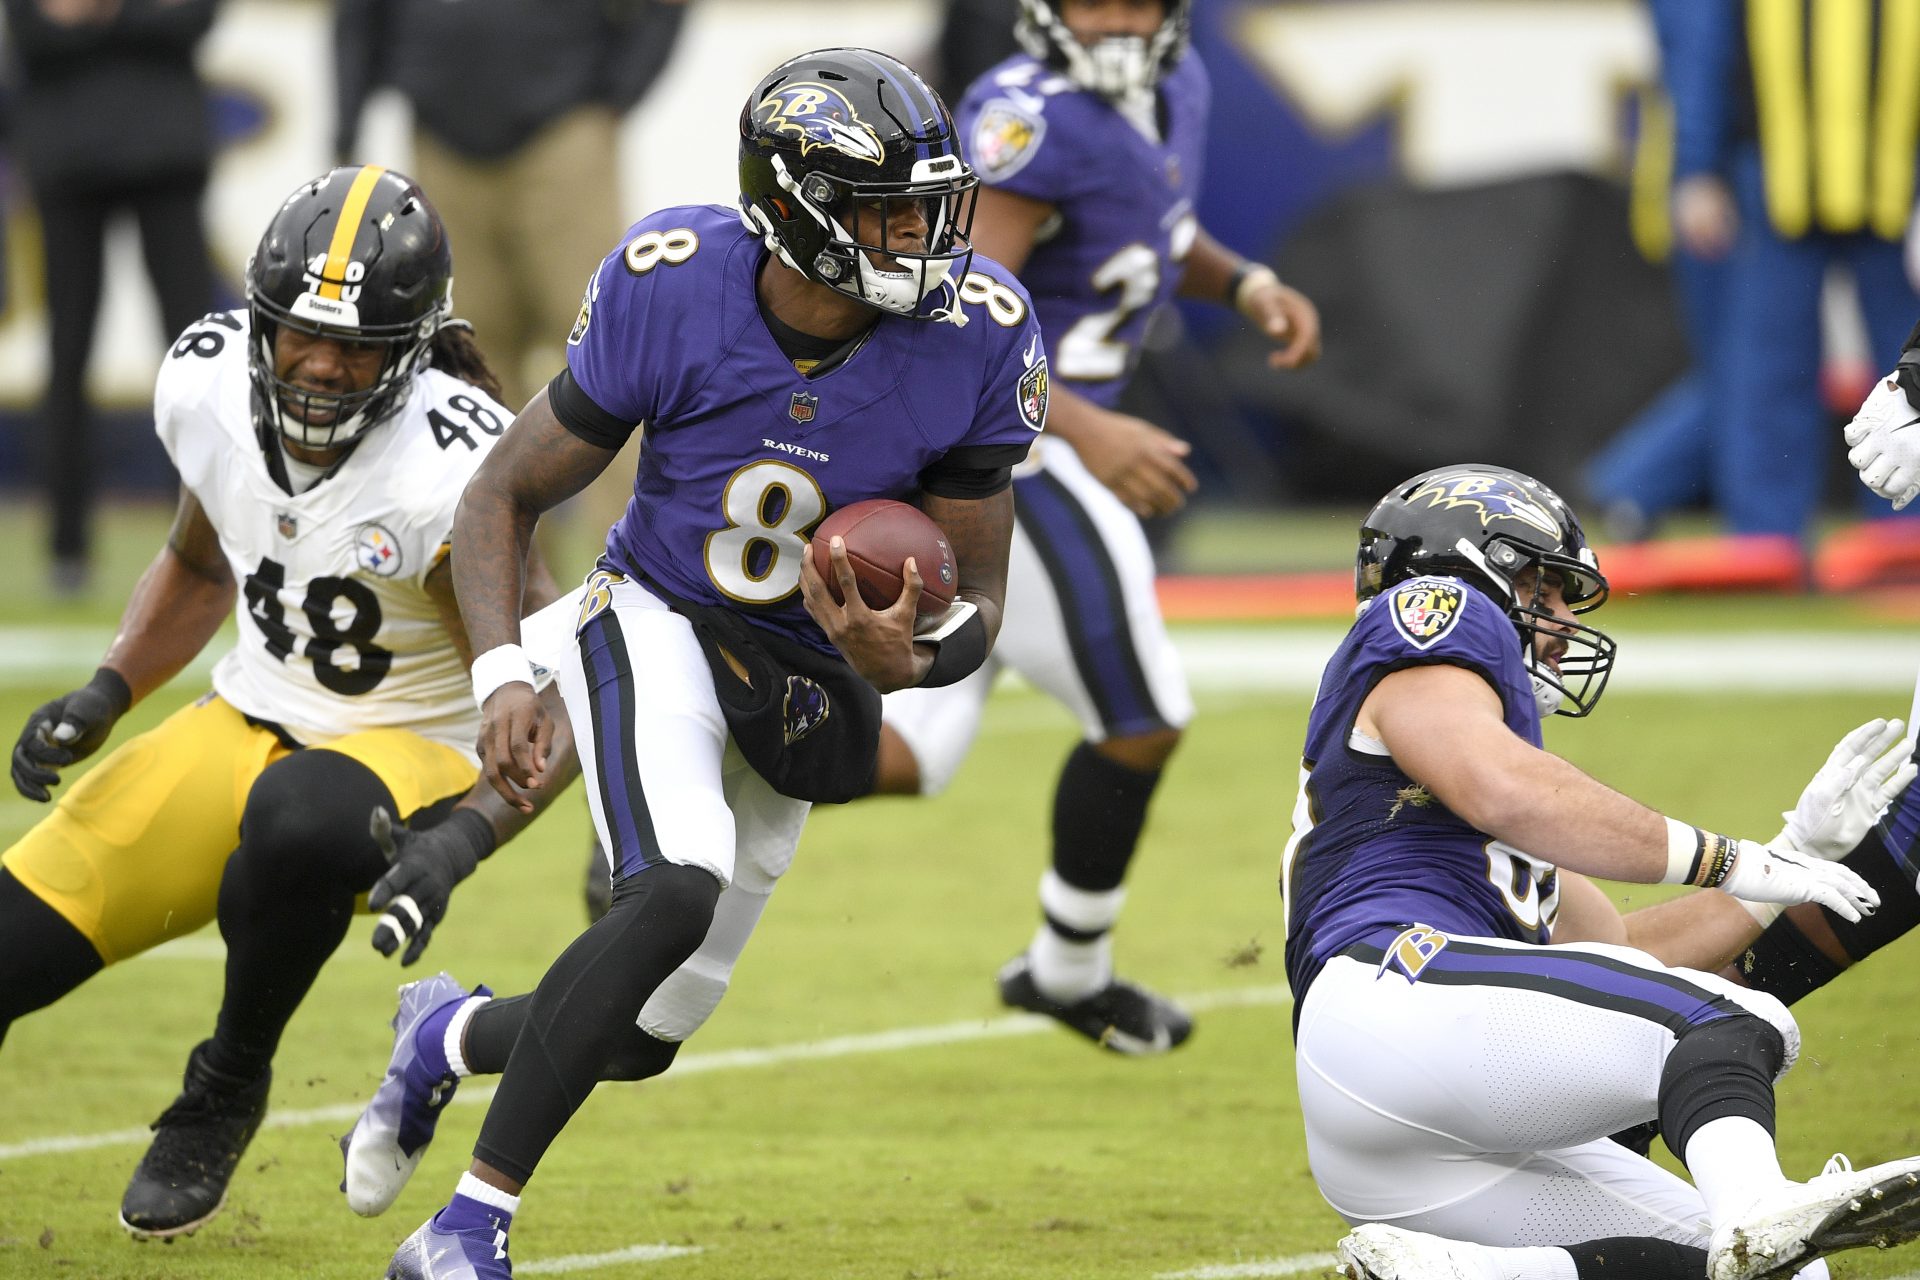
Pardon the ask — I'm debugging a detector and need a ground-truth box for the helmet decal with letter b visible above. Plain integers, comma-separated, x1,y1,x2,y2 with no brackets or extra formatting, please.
1356,463,1617,718
739,48,979,320
246,165,453,453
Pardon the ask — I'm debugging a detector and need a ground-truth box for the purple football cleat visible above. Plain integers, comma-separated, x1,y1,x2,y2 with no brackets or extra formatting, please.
387,1210,514,1280
342,972,487,1217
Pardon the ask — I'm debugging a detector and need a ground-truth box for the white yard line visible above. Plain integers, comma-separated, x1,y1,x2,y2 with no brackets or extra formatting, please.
1155,1254,1341,1279
0,985,1293,1164
6,626,1920,692
518,1243,704,1274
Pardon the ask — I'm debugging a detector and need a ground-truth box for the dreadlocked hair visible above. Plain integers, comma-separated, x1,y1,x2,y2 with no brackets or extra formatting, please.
427,320,508,407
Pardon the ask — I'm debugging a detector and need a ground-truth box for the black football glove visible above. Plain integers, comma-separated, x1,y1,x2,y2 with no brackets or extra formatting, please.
368,805,496,965
1897,319,1920,404
10,668,132,802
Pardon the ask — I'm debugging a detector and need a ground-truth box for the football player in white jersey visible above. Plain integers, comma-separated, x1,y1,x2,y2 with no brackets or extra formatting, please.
1,166,572,1242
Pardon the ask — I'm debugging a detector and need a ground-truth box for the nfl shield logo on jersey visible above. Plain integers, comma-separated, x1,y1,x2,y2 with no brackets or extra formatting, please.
355,523,404,577
275,511,298,540
1390,578,1464,650
789,392,819,425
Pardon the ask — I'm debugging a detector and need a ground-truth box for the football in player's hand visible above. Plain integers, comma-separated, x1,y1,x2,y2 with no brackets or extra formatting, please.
810,499,956,616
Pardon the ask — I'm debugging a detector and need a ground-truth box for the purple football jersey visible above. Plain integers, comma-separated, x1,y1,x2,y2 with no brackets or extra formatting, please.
957,50,1209,406
566,204,1046,653
1282,577,1559,1003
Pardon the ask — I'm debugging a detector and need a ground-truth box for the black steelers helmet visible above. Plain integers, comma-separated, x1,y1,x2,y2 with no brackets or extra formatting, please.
1016,0,1192,100
1356,463,1616,718
739,48,977,318
246,165,453,450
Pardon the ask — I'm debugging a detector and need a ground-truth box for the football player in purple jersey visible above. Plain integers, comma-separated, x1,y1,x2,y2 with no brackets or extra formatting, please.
872,0,1321,1057
1287,464,1920,1280
339,49,1049,1278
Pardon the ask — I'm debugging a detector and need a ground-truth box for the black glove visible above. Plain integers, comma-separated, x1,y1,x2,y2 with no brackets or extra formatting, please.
368,805,496,965
11,668,132,802
1899,320,1920,404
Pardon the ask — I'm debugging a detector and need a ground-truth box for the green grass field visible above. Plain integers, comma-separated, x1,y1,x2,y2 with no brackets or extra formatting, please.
4,502,1920,1278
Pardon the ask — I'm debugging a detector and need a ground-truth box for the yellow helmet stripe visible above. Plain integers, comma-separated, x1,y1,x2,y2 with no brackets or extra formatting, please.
317,165,387,301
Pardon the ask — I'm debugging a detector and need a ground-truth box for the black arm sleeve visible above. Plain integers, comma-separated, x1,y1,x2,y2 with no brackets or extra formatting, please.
919,442,1032,500
547,367,641,449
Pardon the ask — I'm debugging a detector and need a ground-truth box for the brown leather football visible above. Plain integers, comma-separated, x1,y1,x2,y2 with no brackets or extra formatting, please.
809,499,957,616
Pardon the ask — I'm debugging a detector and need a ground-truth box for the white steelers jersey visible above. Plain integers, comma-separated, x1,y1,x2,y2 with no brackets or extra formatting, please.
154,309,511,760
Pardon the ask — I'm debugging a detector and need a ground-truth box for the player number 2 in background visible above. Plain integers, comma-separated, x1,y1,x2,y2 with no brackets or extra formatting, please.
703,459,827,604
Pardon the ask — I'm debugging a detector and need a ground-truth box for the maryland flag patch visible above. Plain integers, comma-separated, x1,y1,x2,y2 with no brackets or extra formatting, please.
971,100,1046,180
1390,578,1465,649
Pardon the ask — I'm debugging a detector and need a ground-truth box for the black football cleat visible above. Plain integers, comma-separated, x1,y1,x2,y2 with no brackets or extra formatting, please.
119,1040,270,1241
996,952,1193,1055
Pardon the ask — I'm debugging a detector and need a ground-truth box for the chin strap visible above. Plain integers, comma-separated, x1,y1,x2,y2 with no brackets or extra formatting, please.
925,278,970,328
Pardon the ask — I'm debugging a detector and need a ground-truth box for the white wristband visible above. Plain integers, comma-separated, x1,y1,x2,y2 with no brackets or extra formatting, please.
1662,817,1739,887
1233,263,1281,313
471,643,535,711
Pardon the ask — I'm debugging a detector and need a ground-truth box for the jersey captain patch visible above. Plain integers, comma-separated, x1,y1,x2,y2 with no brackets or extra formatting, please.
1390,578,1466,649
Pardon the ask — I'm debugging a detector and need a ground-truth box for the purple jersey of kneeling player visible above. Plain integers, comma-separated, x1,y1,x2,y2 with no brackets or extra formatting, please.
957,49,1209,407
1282,576,1560,1004
563,204,1048,655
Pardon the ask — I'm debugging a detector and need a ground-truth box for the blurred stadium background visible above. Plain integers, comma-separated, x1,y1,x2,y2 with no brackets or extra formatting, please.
6,3,1920,1279
0,0,1827,572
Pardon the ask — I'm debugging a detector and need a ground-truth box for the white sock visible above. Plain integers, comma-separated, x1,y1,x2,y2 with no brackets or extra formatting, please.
1488,1245,1579,1280
444,995,491,1079
1685,1115,1786,1224
1391,1234,1573,1280
455,1171,520,1216
1028,871,1123,1000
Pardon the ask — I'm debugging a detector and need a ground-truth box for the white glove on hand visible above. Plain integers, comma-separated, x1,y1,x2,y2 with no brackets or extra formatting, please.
1775,717,1917,859
1727,839,1880,922
1844,375,1920,509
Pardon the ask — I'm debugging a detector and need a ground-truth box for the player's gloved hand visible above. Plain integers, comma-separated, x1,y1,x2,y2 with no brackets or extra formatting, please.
1774,717,1917,859
1729,839,1880,922
368,806,496,965
1843,373,1920,509
10,667,132,802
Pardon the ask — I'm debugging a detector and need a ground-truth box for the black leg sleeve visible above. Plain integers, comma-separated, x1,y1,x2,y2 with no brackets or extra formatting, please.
0,869,104,1050
1564,1238,1708,1280
464,992,681,1083
1658,1015,1785,1163
1737,828,1920,1004
208,749,400,1081
1050,742,1164,897
472,862,720,1185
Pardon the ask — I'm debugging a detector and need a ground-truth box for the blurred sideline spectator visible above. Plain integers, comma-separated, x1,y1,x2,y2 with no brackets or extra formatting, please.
3,0,218,597
930,0,1018,104
334,0,689,557
1668,0,1920,543
1583,1,1724,544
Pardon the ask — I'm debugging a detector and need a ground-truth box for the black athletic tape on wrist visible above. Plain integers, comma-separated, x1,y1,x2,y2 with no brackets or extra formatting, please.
89,667,133,720
437,807,500,869
917,609,989,688
1225,260,1265,306
1696,829,1738,888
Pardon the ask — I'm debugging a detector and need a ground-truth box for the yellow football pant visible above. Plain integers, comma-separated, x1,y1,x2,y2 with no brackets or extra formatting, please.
2,693,474,965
